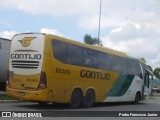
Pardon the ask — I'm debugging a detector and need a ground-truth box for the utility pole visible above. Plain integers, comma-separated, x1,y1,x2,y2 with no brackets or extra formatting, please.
98,0,102,46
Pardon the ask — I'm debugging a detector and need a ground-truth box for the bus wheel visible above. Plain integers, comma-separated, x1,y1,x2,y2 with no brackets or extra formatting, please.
134,92,141,104
38,102,47,106
81,90,95,108
69,89,82,108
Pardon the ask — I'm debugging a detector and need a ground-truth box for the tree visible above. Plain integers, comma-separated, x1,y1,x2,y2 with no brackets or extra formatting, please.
147,65,153,72
84,34,93,45
92,37,99,45
140,58,146,63
153,67,160,79
84,34,100,45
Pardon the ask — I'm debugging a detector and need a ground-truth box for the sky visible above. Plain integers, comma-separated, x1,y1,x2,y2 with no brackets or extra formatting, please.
0,0,160,69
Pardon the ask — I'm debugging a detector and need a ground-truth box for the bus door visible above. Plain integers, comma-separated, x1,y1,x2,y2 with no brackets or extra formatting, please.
143,69,153,99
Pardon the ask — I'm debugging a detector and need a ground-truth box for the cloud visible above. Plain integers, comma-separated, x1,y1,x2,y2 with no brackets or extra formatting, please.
1,0,160,69
40,28,64,37
0,31,17,39
0,28,65,40
78,15,125,30
1,0,160,30
0,0,98,16
102,21,160,69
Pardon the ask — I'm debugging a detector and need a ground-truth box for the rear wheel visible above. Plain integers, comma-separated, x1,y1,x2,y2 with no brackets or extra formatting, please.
69,89,82,108
38,102,47,106
81,90,95,108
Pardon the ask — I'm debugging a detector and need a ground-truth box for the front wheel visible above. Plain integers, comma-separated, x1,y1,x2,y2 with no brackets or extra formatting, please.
134,92,141,104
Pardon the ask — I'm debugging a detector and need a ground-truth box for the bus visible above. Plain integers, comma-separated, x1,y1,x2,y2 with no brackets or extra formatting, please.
0,37,11,91
7,33,152,108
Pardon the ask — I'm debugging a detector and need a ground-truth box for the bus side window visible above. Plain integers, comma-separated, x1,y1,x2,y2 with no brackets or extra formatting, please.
52,40,68,63
68,44,83,66
124,59,134,75
83,48,98,68
133,61,141,77
99,52,109,70
114,56,124,73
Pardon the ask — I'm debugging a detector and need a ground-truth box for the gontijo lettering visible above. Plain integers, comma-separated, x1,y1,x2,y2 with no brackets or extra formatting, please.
80,70,110,80
11,54,41,60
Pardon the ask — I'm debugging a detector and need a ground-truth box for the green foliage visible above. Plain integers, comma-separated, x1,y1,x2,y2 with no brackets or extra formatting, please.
140,58,146,63
154,67,160,79
0,95,15,100
147,65,153,72
84,34,99,45
140,57,160,80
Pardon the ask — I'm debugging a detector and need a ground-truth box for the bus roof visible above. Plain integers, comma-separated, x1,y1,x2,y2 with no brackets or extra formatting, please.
46,34,127,58
13,33,128,58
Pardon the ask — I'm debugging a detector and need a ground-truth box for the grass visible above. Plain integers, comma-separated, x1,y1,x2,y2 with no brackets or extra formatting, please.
149,92,160,99
0,94,16,100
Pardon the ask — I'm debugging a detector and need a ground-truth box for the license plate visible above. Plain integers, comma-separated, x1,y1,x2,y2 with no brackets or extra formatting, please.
18,92,25,96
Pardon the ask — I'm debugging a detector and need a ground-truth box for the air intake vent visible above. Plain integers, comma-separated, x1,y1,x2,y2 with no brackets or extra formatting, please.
12,60,39,69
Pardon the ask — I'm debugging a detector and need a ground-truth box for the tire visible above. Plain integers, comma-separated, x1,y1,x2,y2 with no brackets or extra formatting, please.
69,89,82,108
134,92,141,104
0,82,6,91
38,102,47,106
81,90,95,108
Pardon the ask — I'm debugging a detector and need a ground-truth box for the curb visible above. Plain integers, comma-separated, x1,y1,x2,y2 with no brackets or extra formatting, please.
0,100,24,103
0,91,6,95
149,97,160,100
0,92,24,103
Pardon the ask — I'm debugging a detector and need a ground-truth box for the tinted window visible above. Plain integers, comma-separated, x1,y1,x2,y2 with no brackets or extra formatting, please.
133,61,141,76
68,44,82,66
52,40,68,63
99,52,115,71
99,52,108,70
52,39,141,75
112,56,124,72
124,59,133,74
83,48,98,68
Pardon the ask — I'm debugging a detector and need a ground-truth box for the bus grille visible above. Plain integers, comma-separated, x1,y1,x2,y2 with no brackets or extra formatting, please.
11,60,39,69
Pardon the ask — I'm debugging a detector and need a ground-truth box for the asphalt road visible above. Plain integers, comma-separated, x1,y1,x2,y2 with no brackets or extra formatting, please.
0,99,160,111
0,98,160,120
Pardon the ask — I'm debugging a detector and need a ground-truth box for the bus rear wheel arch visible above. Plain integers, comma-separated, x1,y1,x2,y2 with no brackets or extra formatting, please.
81,89,95,108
